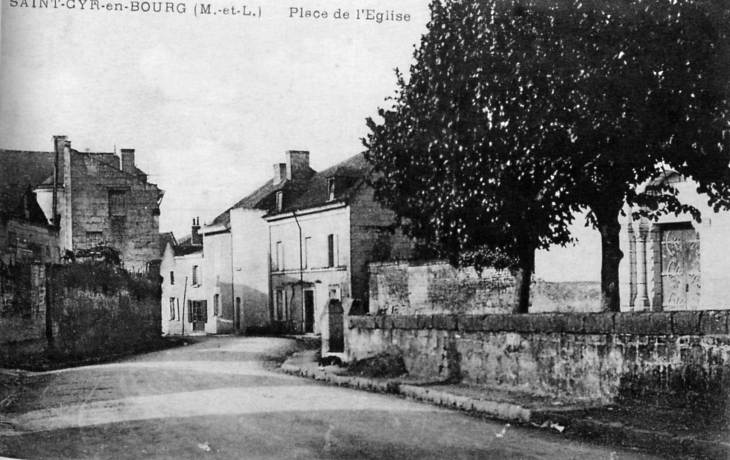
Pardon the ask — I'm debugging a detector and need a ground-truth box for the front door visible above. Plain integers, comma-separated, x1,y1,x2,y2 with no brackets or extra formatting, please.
189,300,208,331
304,290,315,333
660,224,700,310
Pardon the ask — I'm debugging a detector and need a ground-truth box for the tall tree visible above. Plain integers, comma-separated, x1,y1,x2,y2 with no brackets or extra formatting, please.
364,1,582,313
365,0,730,312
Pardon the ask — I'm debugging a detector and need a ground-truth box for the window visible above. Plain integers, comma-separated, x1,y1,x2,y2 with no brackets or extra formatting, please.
304,237,311,269
108,190,126,216
276,241,283,271
276,191,283,211
192,265,199,285
169,297,176,320
327,178,336,201
327,234,338,267
170,271,175,285
213,294,220,316
275,289,285,321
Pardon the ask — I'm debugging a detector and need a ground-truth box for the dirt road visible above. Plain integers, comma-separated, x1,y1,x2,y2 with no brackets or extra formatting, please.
0,336,663,459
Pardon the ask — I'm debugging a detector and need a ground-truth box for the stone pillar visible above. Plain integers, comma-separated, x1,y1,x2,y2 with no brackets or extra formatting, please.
635,219,650,310
626,219,637,310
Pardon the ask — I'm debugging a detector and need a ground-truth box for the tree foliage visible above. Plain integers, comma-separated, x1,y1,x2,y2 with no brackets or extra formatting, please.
366,0,730,311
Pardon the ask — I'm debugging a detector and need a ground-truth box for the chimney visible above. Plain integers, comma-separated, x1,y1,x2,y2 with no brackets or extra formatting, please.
191,217,202,245
273,163,287,185
121,149,135,174
52,135,68,227
286,150,310,181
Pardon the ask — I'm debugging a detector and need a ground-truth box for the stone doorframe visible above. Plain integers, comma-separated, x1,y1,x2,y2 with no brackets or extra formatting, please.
626,216,699,312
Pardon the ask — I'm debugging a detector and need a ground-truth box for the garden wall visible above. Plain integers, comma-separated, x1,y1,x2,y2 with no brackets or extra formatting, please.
346,311,730,403
0,262,161,366
369,261,601,316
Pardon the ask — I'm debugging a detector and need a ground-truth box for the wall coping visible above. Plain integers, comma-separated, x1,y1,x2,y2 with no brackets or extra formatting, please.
348,311,730,336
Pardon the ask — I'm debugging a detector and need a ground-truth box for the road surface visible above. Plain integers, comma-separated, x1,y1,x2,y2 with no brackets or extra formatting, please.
0,336,663,459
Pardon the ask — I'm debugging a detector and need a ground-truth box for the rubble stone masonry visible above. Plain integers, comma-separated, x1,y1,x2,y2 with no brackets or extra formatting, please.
347,311,730,403
69,152,160,272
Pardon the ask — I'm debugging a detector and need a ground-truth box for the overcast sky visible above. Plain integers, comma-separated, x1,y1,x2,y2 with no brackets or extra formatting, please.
0,0,431,238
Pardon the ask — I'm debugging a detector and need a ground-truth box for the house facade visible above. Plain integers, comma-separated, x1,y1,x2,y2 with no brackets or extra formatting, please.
32,136,164,272
160,222,206,335
265,153,411,340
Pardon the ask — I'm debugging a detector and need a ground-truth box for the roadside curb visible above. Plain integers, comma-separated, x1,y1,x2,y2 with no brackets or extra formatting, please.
282,359,730,459
280,362,532,423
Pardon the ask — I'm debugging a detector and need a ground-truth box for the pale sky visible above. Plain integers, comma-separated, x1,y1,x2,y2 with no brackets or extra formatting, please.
0,0,431,238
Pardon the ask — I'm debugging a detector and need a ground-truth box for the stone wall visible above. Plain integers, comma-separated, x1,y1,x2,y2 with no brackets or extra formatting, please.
369,261,514,315
369,261,602,314
347,311,730,403
0,262,161,366
0,263,47,363
48,262,162,360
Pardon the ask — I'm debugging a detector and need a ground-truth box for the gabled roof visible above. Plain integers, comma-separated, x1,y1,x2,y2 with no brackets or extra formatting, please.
267,153,370,217
208,167,314,228
170,233,203,256
159,232,177,257
0,150,55,216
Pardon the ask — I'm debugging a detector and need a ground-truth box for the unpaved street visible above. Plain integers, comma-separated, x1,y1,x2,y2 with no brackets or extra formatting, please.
0,336,662,459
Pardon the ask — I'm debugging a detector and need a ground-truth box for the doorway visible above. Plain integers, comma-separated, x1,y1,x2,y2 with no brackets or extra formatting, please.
660,223,700,310
304,290,315,333
190,300,208,332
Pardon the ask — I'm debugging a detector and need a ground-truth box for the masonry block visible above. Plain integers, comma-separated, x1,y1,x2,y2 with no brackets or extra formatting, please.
553,313,585,333
383,316,396,330
509,314,534,333
350,315,375,330
458,315,485,332
417,315,433,330
482,314,511,332
392,315,418,330
584,313,615,334
374,315,386,329
432,314,458,330
700,311,729,335
672,311,701,336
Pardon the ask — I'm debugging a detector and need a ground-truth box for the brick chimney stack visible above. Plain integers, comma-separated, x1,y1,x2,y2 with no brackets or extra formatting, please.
121,149,135,174
191,217,202,245
273,163,287,185
286,150,310,181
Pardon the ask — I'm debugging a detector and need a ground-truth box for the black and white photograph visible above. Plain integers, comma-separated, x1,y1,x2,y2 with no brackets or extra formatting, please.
1,0,729,458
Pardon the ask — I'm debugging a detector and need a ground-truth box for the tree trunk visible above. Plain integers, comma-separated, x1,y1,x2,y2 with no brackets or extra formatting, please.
597,213,623,312
512,247,534,314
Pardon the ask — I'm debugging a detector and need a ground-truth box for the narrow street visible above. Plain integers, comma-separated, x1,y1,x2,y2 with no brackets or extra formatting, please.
0,337,662,460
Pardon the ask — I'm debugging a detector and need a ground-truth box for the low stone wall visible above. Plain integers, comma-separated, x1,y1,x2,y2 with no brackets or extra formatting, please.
347,311,730,403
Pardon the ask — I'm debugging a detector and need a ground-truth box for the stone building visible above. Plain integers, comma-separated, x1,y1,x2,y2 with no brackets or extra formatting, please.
0,149,62,266
620,170,730,311
265,152,411,340
0,150,61,359
31,136,164,272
